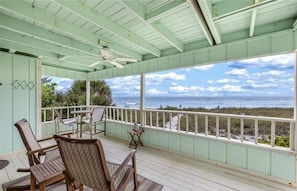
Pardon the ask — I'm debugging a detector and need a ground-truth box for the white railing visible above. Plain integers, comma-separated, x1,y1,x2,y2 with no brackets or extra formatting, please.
41,106,90,123
41,105,297,151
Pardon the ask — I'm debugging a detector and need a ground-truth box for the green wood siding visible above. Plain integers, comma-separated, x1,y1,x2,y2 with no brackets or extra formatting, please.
0,52,37,154
104,122,296,185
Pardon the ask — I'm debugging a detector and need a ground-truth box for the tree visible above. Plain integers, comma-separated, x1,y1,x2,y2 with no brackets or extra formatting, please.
90,80,112,105
41,77,57,107
64,80,112,106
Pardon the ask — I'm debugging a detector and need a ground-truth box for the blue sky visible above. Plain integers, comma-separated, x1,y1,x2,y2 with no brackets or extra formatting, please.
51,53,295,97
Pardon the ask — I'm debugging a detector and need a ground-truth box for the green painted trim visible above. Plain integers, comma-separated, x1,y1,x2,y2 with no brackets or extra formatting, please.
42,66,87,80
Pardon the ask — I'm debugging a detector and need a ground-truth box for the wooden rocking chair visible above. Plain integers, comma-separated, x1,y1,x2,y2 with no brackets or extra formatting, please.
5,119,70,191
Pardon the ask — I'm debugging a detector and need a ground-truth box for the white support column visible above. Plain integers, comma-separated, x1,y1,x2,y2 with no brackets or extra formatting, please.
140,73,145,126
293,51,297,151
36,59,42,139
86,81,90,107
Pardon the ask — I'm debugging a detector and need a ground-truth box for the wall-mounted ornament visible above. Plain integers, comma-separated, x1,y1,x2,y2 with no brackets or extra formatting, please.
12,80,35,90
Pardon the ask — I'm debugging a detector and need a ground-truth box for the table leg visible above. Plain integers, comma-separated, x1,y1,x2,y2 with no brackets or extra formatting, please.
79,115,82,138
30,172,36,191
39,183,45,191
136,133,144,146
129,133,135,148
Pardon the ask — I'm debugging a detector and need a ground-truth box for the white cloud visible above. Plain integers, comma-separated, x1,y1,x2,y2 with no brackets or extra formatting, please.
193,64,214,71
207,85,246,93
207,86,222,92
52,78,73,92
225,68,248,76
147,89,167,95
222,84,246,93
252,70,285,77
230,54,294,69
208,79,239,84
146,72,185,82
55,85,65,91
217,79,239,83
169,85,204,93
207,80,214,84
106,76,140,86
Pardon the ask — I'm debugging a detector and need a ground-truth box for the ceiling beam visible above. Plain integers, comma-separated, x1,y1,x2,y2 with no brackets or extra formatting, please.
213,0,275,22
0,1,142,61
293,19,297,31
249,9,257,37
197,0,221,44
146,0,186,22
0,13,99,58
187,0,214,46
53,0,161,57
0,28,94,59
120,0,184,52
0,39,58,59
42,58,95,72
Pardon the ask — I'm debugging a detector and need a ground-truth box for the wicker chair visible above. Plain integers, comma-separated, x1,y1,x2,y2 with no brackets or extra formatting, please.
81,106,106,139
54,135,138,191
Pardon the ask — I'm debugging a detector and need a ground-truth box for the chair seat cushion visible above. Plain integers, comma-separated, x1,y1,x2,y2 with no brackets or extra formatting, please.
62,118,77,124
81,117,91,124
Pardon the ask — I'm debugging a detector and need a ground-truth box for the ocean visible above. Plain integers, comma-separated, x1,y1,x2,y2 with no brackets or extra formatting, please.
112,96,294,109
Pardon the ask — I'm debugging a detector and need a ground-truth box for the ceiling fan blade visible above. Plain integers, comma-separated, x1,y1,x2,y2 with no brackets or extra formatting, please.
109,60,124,68
114,57,137,62
89,61,101,67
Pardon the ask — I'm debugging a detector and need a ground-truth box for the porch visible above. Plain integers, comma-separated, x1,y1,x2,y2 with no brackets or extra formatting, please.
0,133,295,191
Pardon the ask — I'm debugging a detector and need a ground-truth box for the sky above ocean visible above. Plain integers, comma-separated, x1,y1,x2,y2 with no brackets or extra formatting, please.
50,53,295,98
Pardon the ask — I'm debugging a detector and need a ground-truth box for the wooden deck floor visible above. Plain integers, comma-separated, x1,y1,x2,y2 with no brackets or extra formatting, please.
0,134,295,191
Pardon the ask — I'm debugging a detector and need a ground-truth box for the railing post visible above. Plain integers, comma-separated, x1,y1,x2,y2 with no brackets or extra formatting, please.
205,115,208,136
195,115,198,134
216,116,219,138
290,122,297,151
178,113,181,132
186,114,188,132
156,111,159,128
271,120,275,147
240,118,244,142
293,51,297,151
140,73,145,127
255,119,258,144
227,117,231,140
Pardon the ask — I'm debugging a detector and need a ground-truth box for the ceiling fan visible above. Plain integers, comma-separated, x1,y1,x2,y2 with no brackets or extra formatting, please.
89,46,137,68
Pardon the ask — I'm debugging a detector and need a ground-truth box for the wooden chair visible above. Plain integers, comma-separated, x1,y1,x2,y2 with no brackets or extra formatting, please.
52,108,78,135
81,106,106,138
9,118,70,191
54,135,138,191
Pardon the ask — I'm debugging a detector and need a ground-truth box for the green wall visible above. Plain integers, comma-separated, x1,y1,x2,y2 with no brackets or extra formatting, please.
0,52,37,154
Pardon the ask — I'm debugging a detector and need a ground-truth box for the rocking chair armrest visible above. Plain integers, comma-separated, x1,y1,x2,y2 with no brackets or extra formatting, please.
112,149,137,179
17,168,30,172
27,144,57,155
37,136,55,142
59,132,73,138
37,132,73,143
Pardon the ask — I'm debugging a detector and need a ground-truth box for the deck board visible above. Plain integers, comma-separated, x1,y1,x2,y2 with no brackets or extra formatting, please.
0,134,295,191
